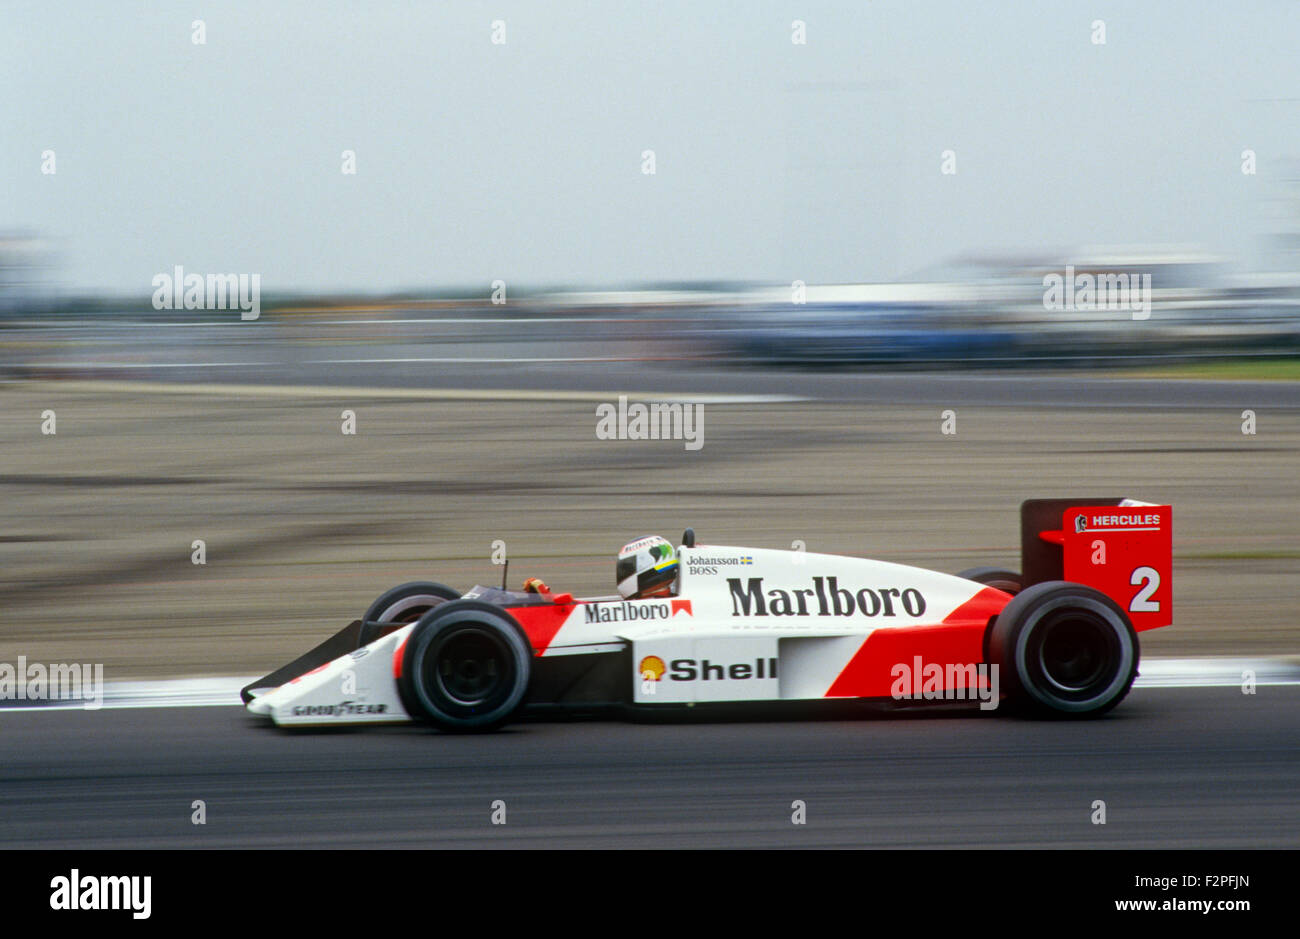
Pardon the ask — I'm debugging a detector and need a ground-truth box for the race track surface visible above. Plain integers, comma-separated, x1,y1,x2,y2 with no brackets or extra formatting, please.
3,686,1296,848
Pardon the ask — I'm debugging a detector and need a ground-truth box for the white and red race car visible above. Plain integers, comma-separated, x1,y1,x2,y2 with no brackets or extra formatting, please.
243,498,1172,731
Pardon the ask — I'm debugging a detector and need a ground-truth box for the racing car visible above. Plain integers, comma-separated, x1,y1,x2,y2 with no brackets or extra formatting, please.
243,497,1172,731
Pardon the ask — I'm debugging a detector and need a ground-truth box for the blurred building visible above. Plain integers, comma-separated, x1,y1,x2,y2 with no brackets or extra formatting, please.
0,232,56,316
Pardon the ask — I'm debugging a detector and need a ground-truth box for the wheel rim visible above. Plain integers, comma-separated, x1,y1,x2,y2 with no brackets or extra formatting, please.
361,593,454,648
378,595,448,624
428,627,513,707
1031,611,1121,698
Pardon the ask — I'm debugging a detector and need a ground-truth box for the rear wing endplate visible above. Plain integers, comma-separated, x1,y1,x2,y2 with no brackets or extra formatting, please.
1021,498,1172,631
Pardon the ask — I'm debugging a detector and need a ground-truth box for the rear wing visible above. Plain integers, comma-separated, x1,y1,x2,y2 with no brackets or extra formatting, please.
1021,498,1172,631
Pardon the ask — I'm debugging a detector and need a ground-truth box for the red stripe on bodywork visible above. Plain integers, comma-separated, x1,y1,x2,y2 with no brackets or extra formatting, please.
507,603,575,655
393,635,409,680
824,586,1010,698
392,603,573,675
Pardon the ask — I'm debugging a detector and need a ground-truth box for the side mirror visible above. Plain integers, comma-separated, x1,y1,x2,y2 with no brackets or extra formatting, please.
681,528,696,548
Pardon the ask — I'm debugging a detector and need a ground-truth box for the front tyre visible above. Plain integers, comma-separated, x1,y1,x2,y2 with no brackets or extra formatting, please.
359,581,461,647
399,602,532,732
988,581,1138,718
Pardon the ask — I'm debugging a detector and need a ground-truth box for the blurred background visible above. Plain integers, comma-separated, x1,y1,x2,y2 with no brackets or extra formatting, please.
6,1,1300,372
2,2,1299,677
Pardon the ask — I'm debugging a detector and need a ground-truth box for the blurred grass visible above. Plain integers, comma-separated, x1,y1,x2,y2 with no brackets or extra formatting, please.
1105,358,1300,381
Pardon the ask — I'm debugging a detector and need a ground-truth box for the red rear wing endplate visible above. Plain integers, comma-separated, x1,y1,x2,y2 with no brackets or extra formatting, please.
1021,498,1173,631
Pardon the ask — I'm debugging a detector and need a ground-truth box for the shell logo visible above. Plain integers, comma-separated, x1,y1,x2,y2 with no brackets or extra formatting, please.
639,655,666,681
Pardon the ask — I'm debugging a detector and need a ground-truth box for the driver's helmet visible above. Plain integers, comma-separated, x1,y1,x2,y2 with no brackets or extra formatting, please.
616,535,679,599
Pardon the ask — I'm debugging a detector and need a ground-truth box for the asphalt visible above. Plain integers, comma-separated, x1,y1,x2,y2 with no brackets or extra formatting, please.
2,686,1296,848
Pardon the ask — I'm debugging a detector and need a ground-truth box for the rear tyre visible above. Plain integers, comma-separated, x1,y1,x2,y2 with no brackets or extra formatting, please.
956,566,1023,596
398,601,532,733
359,581,461,648
987,581,1138,718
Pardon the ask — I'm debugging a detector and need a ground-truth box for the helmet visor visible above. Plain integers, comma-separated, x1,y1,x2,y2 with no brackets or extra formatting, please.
615,554,639,584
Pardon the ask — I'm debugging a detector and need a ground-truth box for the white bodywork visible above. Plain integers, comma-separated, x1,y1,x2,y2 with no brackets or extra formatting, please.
248,545,997,726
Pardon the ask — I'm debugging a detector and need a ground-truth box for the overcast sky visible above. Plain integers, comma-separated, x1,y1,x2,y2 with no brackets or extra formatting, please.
4,1,1299,292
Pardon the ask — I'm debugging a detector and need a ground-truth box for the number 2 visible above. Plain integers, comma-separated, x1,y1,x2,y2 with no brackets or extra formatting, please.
1130,566,1161,613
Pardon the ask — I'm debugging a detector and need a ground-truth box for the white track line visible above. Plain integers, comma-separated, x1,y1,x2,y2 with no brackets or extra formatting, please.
0,676,259,712
1,659,1296,713
1133,657,1300,688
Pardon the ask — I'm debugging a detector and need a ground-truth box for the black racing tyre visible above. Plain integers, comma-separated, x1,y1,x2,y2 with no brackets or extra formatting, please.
358,581,461,648
956,567,1024,596
987,581,1139,718
398,600,532,732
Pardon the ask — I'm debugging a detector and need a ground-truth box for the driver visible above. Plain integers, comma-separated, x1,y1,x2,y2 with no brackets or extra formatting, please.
520,534,679,599
615,535,679,599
